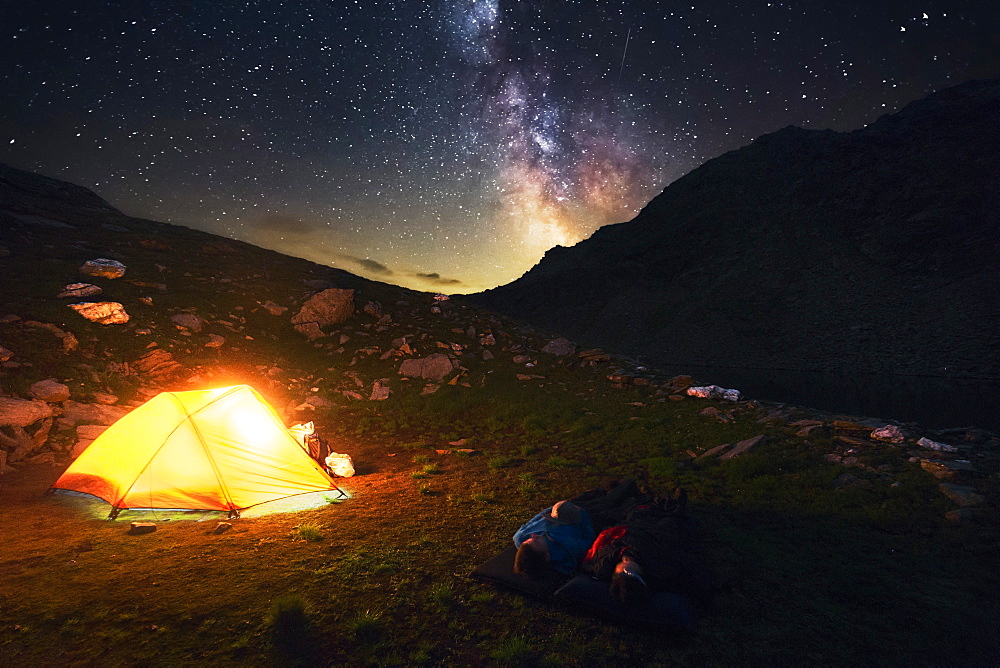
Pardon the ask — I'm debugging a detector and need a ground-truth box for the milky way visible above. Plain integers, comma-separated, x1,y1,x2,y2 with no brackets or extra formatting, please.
3,1,999,292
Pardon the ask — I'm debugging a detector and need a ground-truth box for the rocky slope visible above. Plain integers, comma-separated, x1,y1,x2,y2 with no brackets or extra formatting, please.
469,78,1000,378
0,161,653,472
0,161,995,529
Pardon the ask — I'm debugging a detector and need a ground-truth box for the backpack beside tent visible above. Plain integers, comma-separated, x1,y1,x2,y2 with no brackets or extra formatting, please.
51,385,344,518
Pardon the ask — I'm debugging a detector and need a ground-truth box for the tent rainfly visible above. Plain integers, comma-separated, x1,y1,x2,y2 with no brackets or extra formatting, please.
51,385,344,518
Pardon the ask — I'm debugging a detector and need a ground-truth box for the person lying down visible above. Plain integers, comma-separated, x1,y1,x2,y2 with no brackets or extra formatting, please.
581,489,717,607
511,479,645,578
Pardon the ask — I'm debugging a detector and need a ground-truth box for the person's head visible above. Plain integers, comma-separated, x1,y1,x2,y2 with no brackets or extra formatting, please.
547,500,581,525
514,534,550,578
611,558,650,605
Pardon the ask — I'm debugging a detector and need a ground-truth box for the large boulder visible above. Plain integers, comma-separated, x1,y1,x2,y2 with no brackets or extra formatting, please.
79,258,126,279
30,379,70,402
291,288,355,339
398,353,457,382
0,397,54,427
68,302,130,324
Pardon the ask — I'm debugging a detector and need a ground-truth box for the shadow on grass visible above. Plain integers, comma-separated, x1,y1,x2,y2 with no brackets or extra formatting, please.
269,594,321,666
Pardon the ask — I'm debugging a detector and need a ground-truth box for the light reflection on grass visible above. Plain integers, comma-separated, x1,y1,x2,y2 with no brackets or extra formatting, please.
50,487,352,521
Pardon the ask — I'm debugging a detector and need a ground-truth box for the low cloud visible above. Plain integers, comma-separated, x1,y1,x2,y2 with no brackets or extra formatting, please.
353,257,394,276
256,214,312,235
415,272,464,286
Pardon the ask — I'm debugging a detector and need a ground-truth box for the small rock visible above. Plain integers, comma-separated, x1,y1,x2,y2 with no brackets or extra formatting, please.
420,384,440,396
132,349,187,383
541,337,576,356
61,331,78,352
170,313,204,332
204,333,226,348
833,420,868,429
93,392,119,405
939,483,984,507
872,425,906,444
0,346,13,362
68,302,130,325
719,434,768,460
293,321,325,341
697,443,731,459
481,349,494,361
369,379,392,401
76,425,108,441
832,472,869,488
57,283,102,299
687,385,742,401
30,379,70,402
944,508,975,524
0,397,54,427
398,353,457,382
214,522,232,534
261,300,287,316
128,522,157,535
79,258,126,279
139,239,171,251
920,460,954,479
918,437,959,453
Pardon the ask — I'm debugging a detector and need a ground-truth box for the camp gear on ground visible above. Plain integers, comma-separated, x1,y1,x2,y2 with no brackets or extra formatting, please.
325,452,355,477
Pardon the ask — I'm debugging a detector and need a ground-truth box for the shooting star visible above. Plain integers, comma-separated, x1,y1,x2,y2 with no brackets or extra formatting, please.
616,27,632,89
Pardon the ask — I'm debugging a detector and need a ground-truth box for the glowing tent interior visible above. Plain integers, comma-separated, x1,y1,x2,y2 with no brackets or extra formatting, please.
51,385,343,518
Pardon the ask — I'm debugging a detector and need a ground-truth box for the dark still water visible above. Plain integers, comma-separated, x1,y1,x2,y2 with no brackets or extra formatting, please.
646,364,1000,432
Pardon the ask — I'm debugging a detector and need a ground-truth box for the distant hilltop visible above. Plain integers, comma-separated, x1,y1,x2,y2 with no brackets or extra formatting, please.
470,78,1000,379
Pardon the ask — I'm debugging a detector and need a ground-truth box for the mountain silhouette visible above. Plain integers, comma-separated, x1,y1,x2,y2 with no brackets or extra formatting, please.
470,79,1000,378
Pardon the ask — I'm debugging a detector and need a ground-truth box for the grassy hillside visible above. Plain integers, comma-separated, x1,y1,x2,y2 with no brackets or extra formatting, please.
1,164,998,665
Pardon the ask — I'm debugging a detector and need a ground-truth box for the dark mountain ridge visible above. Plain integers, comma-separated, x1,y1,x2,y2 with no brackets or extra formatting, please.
470,79,1000,378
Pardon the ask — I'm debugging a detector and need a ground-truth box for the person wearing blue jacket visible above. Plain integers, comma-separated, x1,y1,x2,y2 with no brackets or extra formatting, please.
513,499,595,578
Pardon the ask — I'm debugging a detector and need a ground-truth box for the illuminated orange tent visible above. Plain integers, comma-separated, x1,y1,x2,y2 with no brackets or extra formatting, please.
51,385,343,519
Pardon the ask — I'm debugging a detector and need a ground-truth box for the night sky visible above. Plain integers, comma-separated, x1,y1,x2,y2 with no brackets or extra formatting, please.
3,2,999,293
